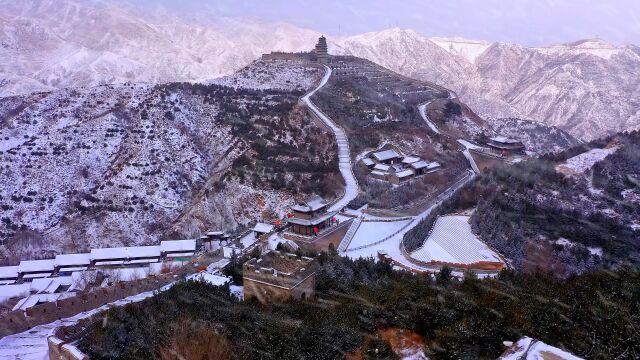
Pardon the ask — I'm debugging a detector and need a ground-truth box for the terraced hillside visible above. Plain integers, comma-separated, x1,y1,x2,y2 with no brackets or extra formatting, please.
310,57,470,211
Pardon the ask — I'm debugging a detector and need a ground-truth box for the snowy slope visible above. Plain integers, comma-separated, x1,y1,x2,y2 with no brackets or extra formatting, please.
557,146,620,174
1,1,638,141
488,117,580,154
336,30,640,141
534,38,624,60
0,61,334,263
0,0,323,97
430,36,492,63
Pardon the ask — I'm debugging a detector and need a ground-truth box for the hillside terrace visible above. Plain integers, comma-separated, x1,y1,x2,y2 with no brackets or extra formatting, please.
331,58,445,105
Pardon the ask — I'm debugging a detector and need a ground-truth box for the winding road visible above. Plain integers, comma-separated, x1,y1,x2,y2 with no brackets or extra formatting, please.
418,100,442,135
302,65,359,212
418,98,481,175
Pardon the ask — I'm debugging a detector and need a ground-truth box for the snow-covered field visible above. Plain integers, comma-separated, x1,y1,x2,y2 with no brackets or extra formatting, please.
409,216,503,265
345,172,477,272
557,146,619,174
346,220,411,250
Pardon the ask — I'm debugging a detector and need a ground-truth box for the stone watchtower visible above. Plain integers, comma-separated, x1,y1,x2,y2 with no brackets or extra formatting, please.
242,251,318,304
314,35,329,63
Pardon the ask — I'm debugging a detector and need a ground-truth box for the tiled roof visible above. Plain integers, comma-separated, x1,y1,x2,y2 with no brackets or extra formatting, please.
372,149,401,161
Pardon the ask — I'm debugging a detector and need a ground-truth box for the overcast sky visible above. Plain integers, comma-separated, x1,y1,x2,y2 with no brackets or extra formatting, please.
122,0,640,46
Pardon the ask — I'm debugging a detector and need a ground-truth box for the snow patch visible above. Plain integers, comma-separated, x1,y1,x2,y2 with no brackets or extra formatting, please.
557,146,619,174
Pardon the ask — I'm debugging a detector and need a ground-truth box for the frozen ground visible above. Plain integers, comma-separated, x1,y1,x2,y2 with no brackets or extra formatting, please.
346,220,411,250
303,66,359,212
558,146,619,174
409,216,503,265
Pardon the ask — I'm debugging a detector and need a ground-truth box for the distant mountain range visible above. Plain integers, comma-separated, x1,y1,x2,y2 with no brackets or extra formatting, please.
332,29,640,141
1,0,639,140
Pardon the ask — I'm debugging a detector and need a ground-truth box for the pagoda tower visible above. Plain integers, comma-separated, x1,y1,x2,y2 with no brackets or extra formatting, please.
314,35,329,63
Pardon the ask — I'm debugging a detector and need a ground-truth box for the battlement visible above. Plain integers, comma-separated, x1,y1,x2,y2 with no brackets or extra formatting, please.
242,251,318,303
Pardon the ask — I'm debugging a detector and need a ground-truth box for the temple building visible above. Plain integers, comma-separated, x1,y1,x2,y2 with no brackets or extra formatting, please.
287,196,336,236
243,251,318,303
314,35,329,63
486,136,525,156
372,149,402,164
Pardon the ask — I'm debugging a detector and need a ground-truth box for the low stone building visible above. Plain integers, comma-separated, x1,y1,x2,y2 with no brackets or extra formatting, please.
372,149,402,164
388,169,415,184
410,160,441,175
243,251,318,304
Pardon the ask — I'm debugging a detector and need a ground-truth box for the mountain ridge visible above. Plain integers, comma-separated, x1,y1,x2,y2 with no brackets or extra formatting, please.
1,1,639,141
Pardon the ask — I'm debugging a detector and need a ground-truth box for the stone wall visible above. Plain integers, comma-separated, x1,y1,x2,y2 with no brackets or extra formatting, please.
261,52,313,61
243,272,316,304
244,277,292,303
288,273,316,300
25,301,60,324
48,336,90,360
43,273,196,359
0,309,30,338
0,274,173,339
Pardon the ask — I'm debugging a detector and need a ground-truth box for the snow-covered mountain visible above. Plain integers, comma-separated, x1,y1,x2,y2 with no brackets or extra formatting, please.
430,36,492,63
1,0,639,141
0,0,322,96
336,29,640,141
0,60,338,263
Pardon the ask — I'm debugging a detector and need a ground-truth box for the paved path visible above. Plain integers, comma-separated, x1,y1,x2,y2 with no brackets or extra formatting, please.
0,261,231,359
302,65,359,212
0,285,174,360
417,100,442,135
457,139,485,174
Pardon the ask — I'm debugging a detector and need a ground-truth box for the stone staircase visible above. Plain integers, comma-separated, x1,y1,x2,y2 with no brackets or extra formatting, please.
338,216,363,252
462,149,480,173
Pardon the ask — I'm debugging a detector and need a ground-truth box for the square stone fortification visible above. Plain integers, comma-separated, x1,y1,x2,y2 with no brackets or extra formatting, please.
242,251,318,304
